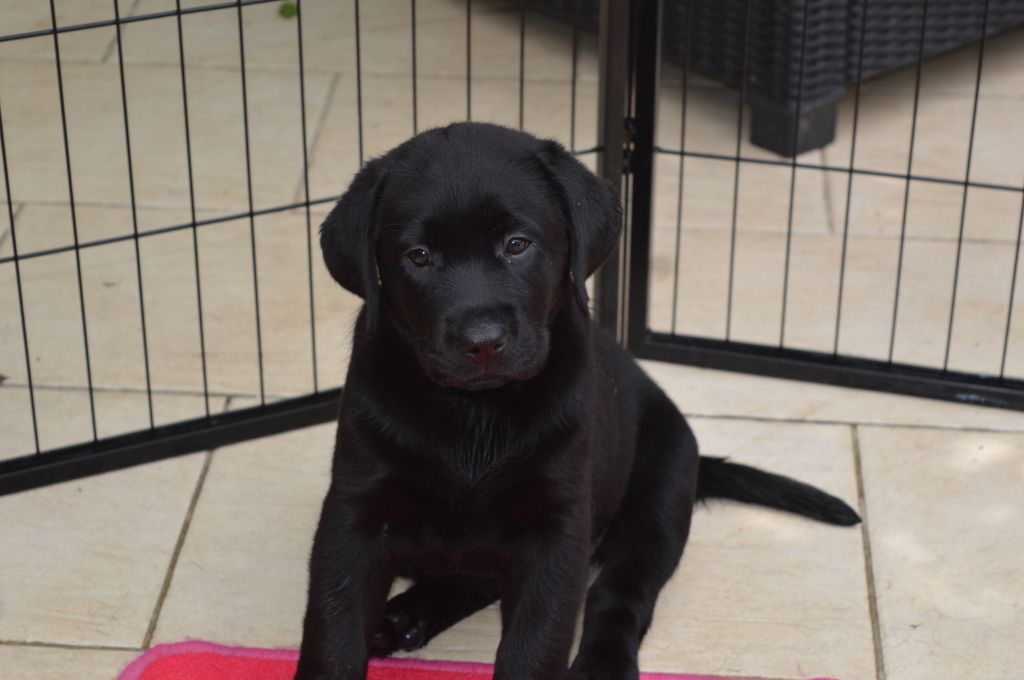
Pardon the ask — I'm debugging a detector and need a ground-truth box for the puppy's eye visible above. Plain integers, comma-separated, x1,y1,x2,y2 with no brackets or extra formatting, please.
407,248,431,267
505,237,531,255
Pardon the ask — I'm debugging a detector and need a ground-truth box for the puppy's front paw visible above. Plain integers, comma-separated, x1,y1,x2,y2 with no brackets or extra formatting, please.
294,657,363,680
568,647,640,680
369,606,427,656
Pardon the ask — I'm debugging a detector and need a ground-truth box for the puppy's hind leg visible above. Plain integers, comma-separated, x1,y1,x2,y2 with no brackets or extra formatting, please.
370,578,497,657
569,394,699,680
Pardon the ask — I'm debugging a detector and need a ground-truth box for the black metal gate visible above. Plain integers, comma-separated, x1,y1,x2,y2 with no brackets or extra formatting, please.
2,0,1023,496
0,0,612,495
610,0,1024,412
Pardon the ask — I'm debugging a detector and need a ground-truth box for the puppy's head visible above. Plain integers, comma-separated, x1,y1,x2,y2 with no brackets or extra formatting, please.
320,123,621,391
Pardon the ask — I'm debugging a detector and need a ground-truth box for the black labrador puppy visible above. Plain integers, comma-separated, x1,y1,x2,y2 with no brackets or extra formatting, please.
296,122,859,680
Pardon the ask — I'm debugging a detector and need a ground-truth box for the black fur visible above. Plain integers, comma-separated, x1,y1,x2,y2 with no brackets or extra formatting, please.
296,122,860,680
696,457,861,526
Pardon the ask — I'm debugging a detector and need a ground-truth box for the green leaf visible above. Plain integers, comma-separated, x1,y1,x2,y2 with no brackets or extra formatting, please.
279,1,297,19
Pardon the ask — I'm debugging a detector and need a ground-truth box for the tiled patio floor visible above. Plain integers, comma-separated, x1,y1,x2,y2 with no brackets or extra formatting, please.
3,367,1024,680
1,2,1023,680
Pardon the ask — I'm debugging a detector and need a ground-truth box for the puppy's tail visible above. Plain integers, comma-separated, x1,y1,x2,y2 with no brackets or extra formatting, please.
696,456,861,526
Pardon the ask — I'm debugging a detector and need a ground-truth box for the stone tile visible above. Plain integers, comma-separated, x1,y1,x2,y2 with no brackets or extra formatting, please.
422,419,874,676
0,58,332,215
820,174,1024,244
642,360,1024,433
646,159,836,346
0,244,158,392
646,223,1024,375
0,249,126,391
253,211,361,397
0,204,89,259
306,72,407,201
822,38,1024,234
124,0,416,73
150,411,870,679
2,0,124,37
651,151,833,239
858,425,1024,680
0,385,212,462
125,0,587,84
974,26,1024,98
0,210,362,396
0,645,139,680
637,418,873,679
146,416,504,658
857,26,1024,100
1003,249,1024,380
189,211,361,398
0,203,13,252
0,1,126,63
655,75,823,163
150,422,335,647
301,1,599,199
0,441,209,645
885,235,1004,372
825,88,1024,190
4,219,1023,417
652,72,837,244
306,68,597,203
382,419,872,675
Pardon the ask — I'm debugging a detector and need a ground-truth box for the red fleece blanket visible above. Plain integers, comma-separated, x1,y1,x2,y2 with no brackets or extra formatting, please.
119,641,833,680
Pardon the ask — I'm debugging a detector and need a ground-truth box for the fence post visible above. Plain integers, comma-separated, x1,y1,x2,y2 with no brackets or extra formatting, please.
594,0,630,341
624,0,661,350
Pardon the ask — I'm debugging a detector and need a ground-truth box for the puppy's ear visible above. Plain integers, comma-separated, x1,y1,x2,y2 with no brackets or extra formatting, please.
320,158,389,336
536,140,622,311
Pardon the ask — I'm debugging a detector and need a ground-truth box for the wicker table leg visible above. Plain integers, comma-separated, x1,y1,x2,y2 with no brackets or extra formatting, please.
750,99,839,157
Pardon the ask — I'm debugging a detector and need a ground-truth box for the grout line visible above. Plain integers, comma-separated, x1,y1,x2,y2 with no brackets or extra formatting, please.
12,196,278,214
11,199,1024,247
2,379,1021,436
0,203,22,251
820,148,837,234
140,395,230,649
0,380,324,405
99,35,118,64
4,46,1024,101
0,53,625,89
13,197,320,216
292,72,342,204
100,0,144,64
850,425,887,680
685,411,1024,435
659,224,1024,247
0,639,142,652
0,380,263,401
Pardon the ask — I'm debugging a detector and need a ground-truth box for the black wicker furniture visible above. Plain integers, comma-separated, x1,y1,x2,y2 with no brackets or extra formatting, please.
532,0,1024,155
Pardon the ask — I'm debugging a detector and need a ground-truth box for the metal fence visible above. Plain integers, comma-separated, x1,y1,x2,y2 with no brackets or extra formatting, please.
1,0,1023,495
0,0,606,494
621,0,1024,410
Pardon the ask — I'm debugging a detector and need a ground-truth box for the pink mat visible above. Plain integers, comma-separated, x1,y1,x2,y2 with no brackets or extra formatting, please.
118,641,832,680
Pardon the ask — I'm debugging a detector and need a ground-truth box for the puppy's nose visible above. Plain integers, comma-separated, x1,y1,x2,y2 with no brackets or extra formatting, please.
459,320,507,363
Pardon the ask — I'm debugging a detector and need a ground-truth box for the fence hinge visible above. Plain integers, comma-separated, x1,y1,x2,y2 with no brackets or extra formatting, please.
622,116,637,174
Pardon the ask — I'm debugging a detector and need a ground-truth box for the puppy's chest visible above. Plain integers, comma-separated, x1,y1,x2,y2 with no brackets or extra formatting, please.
378,473,564,576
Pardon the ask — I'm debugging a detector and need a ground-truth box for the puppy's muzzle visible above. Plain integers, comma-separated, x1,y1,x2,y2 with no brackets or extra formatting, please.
458,318,508,365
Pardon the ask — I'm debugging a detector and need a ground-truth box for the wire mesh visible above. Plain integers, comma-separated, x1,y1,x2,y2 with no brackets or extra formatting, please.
645,0,1024,397
0,0,603,469
3,0,1023,487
